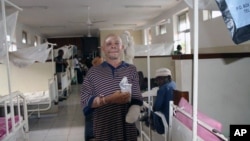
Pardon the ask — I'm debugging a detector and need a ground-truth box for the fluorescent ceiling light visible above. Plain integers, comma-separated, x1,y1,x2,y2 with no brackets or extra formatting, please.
154,18,171,26
113,24,137,26
124,5,161,8
40,26,66,29
22,6,48,9
159,19,167,24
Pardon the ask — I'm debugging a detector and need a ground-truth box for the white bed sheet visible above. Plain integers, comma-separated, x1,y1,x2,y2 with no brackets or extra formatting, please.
142,87,158,97
23,91,50,104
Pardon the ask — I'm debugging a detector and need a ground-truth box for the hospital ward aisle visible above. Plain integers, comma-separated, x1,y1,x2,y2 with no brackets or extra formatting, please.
26,84,160,141
28,84,85,141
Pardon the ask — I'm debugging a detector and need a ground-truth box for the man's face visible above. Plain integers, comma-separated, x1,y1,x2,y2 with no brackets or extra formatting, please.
155,76,165,86
58,51,64,57
102,35,124,60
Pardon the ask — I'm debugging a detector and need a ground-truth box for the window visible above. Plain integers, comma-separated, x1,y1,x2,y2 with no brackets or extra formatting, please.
159,24,167,35
9,43,17,52
178,13,190,32
211,11,221,18
22,31,27,44
203,10,222,21
34,36,38,46
148,28,152,45
155,21,167,36
7,35,17,52
144,28,152,45
175,11,190,54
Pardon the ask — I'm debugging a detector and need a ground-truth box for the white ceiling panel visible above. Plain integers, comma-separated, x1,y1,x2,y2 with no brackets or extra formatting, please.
3,0,180,38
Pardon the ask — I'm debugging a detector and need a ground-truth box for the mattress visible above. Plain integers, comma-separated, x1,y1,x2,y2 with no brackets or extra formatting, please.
1,91,50,106
23,91,50,104
0,116,21,140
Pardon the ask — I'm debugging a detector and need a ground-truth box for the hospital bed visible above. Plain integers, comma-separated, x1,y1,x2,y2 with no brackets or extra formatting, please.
23,76,58,118
170,98,228,141
3,60,59,118
140,90,228,141
54,45,75,98
140,88,169,141
7,75,59,118
139,101,169,141
0,92,29,141
57,70,71,98
70,67,77,84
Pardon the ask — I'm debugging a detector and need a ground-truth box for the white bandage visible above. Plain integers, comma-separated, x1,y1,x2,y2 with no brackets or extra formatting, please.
125,105,140,123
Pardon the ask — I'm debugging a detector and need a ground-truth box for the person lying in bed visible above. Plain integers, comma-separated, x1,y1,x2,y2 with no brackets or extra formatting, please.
140,68,176,134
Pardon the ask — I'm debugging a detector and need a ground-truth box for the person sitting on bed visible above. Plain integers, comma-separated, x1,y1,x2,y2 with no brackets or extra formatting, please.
140,68,176,134
153,68,176,130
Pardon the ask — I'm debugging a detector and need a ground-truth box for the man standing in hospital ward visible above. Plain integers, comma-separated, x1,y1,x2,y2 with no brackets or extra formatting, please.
80,33,142,141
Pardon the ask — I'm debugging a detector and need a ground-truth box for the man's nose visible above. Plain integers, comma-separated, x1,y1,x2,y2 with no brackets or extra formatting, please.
110,43,117,48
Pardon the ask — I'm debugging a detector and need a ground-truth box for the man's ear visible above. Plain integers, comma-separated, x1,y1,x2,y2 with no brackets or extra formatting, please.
100,45,104,51
121,45,125,50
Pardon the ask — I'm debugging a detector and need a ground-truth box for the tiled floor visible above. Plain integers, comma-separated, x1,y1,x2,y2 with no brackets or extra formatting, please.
28,84,85,141
26,84,162,141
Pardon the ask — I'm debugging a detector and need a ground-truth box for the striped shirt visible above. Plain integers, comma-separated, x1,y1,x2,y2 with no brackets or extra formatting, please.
80,61,143,141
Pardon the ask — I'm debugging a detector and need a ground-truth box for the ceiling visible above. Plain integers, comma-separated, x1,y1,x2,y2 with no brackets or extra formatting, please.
5,0,181,38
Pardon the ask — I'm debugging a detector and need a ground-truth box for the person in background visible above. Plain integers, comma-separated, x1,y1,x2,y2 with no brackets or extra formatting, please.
55,49,68,73
153,68,176,121
91,56,103,66
79,58,89,76
140,68,176,134
55,49,69,100
81,34,142,141
174,44,182,55
73,55,83,84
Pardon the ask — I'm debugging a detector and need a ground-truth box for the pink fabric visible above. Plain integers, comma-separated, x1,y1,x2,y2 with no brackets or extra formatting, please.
175,98,222,141
0,116,20,139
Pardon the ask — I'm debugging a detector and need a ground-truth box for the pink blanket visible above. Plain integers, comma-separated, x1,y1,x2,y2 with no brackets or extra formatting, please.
0,116,20,139
175,98,222,141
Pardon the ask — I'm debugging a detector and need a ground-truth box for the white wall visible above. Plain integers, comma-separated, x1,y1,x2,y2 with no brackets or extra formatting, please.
134,56,175,80
0,62,55,95
146,1,250,138
174,57,250,137
0,63,9,95
15,23,46,48
147,1,250,52
0,16,53,95
145,2,187,44
174,60,193,98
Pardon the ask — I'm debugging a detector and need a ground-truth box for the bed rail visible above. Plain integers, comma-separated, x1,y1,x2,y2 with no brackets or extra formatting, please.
140,101,169,141
27,77,58,118
170,101,228,141
49,76,58,104
0,91,29,141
